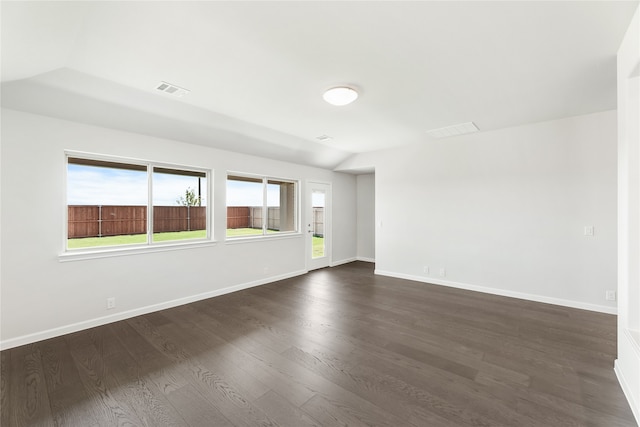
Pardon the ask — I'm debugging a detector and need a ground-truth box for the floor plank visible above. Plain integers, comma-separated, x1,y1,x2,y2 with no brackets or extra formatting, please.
40,338,102,426
7,344,53,427
1,261,636,426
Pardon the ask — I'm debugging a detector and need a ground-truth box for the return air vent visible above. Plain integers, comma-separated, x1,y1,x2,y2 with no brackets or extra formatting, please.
316,134,333,142
426,122,479,138
156,81,190,97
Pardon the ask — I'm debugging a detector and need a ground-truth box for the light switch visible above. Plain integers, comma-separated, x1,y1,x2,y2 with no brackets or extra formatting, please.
584,226,594,236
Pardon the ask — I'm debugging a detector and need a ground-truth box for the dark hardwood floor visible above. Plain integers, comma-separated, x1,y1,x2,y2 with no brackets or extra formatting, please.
1,261,636,426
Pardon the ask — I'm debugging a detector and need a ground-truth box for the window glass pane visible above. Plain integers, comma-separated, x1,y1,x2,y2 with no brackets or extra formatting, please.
311,190,325,258
152,167,207,242
267,180,297,233
67,159,148,249
227,176,264,237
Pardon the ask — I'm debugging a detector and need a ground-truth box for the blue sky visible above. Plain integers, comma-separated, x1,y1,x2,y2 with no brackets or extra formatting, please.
67,164,207,206
312,191,325,208
226,180,281,206
67,164,307,207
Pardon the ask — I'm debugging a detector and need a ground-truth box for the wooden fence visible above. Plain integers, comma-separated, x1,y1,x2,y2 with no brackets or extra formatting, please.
154,206,206,233
68,205,206,238
69,205,324,238
226,206,250,229
226,206,324,236
312,207,324,237
227,207,282,230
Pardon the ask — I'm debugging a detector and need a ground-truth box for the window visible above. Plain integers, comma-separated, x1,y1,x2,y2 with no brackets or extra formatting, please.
226,174,298,238
152,167,207,243
66,154,209,250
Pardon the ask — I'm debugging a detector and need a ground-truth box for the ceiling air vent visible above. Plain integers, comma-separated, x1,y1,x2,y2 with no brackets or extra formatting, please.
316,135,333,142
426,122,479,139
156,81,190,97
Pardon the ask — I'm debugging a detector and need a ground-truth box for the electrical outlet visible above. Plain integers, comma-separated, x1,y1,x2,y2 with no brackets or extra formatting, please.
107,297,116,310
584,226,594,236
439,268,446,277
605,290,616,301
423,266,429,274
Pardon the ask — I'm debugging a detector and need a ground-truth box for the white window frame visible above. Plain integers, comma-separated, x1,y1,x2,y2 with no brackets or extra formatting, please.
60,151,215,262
226,172,300,241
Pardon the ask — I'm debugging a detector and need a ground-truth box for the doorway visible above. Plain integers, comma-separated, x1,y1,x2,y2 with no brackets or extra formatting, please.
307,181,331,270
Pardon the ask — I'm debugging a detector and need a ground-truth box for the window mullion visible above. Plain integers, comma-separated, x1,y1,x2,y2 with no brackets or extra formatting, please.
262,178,268,235
147,164,153,245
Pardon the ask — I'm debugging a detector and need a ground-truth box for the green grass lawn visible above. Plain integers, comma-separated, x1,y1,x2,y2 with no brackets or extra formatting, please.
67,230,207,249
312,236,324,258
68,228,325,257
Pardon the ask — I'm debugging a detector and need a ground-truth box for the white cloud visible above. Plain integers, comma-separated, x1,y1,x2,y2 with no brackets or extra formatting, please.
67,165,207,206
67,166,147,205
154,173,207,206
227,181,283,207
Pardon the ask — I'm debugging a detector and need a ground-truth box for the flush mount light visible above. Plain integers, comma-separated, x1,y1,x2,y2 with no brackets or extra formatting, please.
323,86,358,106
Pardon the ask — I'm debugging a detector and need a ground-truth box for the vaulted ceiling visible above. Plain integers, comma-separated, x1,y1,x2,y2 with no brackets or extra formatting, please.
2,1,638,169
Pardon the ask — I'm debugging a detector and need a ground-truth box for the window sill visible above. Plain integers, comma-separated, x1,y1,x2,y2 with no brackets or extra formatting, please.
59,239,218,262
225,232,303,245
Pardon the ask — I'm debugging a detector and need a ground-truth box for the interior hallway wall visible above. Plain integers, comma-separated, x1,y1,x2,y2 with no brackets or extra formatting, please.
356,173,375,262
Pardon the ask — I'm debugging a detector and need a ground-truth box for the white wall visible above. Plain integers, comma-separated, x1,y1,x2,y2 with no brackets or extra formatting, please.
338,110,618,313
356,173,375,262
331,175,358,266
0,108,357,349
616,5,640,423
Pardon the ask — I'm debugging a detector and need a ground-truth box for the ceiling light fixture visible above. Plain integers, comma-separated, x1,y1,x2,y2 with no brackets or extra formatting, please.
323,86,358,106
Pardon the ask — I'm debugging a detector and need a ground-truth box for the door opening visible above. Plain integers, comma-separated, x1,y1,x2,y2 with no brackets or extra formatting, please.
307,182,331,270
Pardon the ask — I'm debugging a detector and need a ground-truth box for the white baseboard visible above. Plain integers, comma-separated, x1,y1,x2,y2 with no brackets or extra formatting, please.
356,256,375,263
615,358,640,425
374,270,617,315
331,257,357,267
0,269,307,351
615,328,640,425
